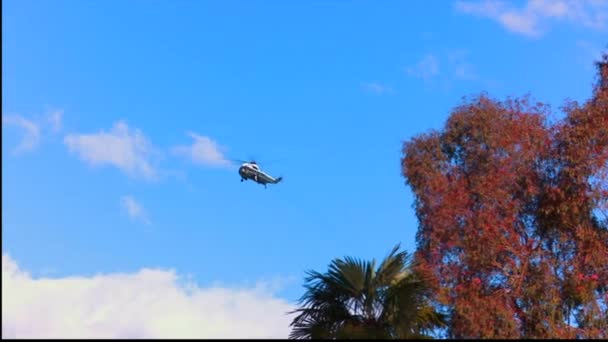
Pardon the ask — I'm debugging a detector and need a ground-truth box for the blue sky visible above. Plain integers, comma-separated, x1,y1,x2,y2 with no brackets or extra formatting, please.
2,0,607,338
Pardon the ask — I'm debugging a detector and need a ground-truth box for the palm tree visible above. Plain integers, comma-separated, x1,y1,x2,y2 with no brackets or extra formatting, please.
288,244,445,339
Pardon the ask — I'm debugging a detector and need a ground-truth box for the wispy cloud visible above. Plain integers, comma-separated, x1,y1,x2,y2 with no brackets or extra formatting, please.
120,195,151,225
362,82,394,95
447,49,479,81
64,121,159,180
406,50,488,88
47,110,63,133
2,253,295,339
455,0,608,38
405,54,440,82
2,114,41,154
172,132,231,168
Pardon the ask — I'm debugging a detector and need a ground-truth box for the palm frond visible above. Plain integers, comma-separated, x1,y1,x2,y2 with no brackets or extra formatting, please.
288,245,445,339
328,256,369,296
375,243,412,288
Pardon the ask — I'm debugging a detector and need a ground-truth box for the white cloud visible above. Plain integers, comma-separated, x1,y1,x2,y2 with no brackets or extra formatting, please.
64,121,158,180
456,0,505,17
172,132,231,168
2,114,41,154
47,110,63,132
447,49,479,81
455,0,608,37
120,195,151,225
362,82,394,94
2,109,64,155
406,54,440,81
406,50,483,87
2,253,295,339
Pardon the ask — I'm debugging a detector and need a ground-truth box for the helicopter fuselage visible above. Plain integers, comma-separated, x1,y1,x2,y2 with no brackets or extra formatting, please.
238,163,282,187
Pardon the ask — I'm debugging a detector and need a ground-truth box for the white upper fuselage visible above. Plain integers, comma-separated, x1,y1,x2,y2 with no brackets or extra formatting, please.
244,163,259,170
240,163,273,180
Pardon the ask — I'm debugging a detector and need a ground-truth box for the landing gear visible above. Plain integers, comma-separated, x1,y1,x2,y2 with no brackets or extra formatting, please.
241,178,244,182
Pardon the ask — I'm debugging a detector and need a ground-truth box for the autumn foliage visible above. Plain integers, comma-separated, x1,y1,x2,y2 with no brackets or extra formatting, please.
401,54,608,338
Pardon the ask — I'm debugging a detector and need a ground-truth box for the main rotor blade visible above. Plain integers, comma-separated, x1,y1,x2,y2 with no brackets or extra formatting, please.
226,156,285,165
227,158,249,164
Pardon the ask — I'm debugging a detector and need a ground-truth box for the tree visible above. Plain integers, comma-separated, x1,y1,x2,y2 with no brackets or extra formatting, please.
288,244,446,339
401,54,608,338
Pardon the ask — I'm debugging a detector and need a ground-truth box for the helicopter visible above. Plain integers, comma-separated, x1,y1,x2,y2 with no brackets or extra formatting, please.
233,160,283,188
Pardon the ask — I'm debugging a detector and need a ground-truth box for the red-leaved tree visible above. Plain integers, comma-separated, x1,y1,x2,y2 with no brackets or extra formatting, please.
401,54,608,338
